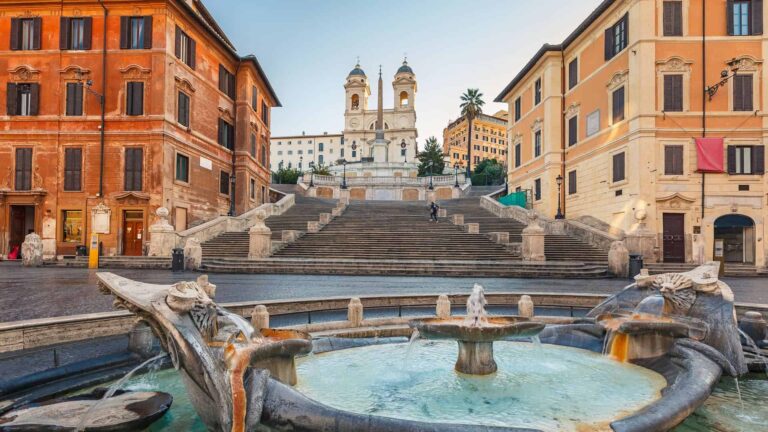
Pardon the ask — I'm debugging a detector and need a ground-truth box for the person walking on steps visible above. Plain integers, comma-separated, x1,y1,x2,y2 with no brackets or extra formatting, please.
429,202,440,222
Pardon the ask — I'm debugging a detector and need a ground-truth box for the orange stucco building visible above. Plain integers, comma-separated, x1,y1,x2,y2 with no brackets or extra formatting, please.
0,0,280,258
443,110,509,171
497,0,768,268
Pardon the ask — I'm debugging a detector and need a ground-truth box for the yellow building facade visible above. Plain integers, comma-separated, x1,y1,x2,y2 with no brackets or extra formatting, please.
497,0,768,268
443,110,509,171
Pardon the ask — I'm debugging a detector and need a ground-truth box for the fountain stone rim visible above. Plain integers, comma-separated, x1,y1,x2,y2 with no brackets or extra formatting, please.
409,316,545,343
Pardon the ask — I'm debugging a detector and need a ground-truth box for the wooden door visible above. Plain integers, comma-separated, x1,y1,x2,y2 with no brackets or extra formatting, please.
123,214,144,256
663,213,685,263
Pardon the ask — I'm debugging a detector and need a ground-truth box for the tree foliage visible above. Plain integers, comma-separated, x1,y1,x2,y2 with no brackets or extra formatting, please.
272,167,302,184
417,136,446,177
471,158,505,186
310,163,332,176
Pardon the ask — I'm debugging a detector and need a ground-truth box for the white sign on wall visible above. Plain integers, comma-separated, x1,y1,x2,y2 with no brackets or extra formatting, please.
586,110,601,137
200,157,213,170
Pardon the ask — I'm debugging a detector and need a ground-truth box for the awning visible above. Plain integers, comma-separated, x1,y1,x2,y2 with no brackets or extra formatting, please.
695,137,724,173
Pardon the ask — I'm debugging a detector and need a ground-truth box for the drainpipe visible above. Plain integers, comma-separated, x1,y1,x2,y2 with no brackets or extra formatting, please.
97,0,107,199
560,49,567,218
701,2,706,221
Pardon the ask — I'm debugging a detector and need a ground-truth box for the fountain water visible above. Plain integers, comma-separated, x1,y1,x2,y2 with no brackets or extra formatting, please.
465,284,488,327
737,328,768,376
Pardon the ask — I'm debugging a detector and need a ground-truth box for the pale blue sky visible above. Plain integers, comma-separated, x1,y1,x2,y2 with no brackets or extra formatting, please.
205,0,603,144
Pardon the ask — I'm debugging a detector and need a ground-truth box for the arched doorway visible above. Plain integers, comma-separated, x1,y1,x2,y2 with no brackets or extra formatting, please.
714,214,755,264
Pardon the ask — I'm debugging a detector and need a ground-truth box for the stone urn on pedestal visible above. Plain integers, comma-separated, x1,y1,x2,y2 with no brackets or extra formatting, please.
625,209,657,263
521,212,546,261
148,207,176,257
249,210,272,259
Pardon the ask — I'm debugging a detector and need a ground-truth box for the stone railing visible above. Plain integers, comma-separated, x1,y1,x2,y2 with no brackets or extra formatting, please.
480,196,621,252
303,174,467,187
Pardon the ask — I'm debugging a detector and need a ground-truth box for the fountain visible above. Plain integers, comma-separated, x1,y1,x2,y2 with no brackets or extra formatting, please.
409,284,544,375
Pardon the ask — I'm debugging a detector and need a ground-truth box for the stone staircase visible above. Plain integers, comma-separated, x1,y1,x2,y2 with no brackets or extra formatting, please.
200,195,337,259
272,201,517,261
437,198,609,264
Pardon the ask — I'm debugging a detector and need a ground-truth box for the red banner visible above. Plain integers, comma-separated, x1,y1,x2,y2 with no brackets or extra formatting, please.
695,137,724,173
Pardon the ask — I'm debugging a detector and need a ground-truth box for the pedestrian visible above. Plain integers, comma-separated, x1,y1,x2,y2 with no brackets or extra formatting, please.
429,201,439,222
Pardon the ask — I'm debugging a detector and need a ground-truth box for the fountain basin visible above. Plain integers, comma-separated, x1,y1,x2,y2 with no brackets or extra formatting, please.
410,316,544,375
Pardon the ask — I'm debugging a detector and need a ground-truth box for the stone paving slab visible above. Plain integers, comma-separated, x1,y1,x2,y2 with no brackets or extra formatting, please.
0,261,766,324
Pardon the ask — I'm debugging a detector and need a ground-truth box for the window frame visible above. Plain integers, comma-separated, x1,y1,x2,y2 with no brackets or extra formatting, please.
663,144,685,176
732,74,755,112
126,81,145,116
534,78,542,105
534,178,542,201
219,170,230,196
514,97,522,122
568,115,578,147
177,90,190,128
568,170,577,195
612,151,626,184
175,152,190,184
123,147,144,191
568,58,579,90
662,0,684,36
63,147,83,191
605,13,629,60
65,82,85,116
611,86,626,124
14,148,33,191
533,129,542,158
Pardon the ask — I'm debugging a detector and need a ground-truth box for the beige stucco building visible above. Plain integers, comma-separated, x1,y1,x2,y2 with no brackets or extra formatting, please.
270,132,343,171
443,110,509,171
496,0,768,269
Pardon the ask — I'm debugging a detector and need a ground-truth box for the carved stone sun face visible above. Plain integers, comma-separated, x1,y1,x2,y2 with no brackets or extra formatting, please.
653,273,696,315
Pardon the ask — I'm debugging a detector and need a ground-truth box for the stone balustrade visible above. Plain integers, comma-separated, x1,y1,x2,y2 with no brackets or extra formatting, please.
304,173,467,187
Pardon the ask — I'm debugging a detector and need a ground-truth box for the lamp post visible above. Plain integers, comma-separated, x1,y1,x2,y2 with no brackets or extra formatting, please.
428,161,434,190
454,162,460,188
555,174,564,220
309,161,315,188
341,159,348,189
278,160,284,184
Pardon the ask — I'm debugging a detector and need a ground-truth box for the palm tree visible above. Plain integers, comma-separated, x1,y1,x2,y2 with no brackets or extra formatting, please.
460,89,485,178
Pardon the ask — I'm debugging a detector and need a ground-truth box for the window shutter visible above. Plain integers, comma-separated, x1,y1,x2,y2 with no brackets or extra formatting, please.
64,150,73,191
73,148,82,190
119,17,129,49
124,149,133,190
66,83,74,115
32,17,42,50
604,28,614,60
174,26,181,58
142,16,153,48
663,76,673,111
745,75,754,110
622,13,629,47
10,18,20,50
60,17,71,50
218,119,224,146
228,74,235,99
188,38,196,69
753,0,763,35
134,82,144,115
727,146,737,174
7,83,17,115
75,82,83,115
83,17,92,50
136,149,143,190
29,83,40,115
663,2,672,36
734,76,744,110
674,1,683,35
673,75,682,111
753,145,765,174
727,0,735,35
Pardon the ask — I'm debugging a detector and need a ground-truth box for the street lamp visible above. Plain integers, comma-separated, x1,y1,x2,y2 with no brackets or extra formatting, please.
705,58,740,101
278,160,284,184
428,161,434,190
555,174,564,220
309,161,315,188
341,159,348,189
454,162,460,188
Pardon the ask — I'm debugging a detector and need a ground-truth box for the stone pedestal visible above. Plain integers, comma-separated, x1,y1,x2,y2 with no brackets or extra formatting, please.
608,241,630,278
307,221,320,233
426,190,436,203
21,233,43,267
438,208,447,218
436,294,451,319
148,207,176,257
183,238,202,271
692,234,706,265
464,223,479,234
348,298,364,327
282,230,299,243
319,213,332,224
625,210,658,263
549,219,567,235
251,305,270,331
128,322,159,358
248,210,272,259
339,189,350,205
331,207,343,217
452,187,461,199
488,232,509,244
521,214,546,261
518,295,534,318
306,187,317,198
452,214,464,225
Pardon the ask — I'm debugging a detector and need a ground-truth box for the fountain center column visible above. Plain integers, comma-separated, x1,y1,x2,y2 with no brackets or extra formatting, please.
456,340,497,375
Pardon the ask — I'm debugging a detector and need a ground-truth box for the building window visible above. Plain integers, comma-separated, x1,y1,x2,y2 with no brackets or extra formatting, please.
730,0,752,35
733,75,754,111
351,94,360,110
612,152,626,183
534,178,541,201
663,75,683,112
352,150,357,158
605,13,629,60
218,119,235,150
534,78,542,105
612,86,625,123
728,145,765,174
175,26,196,68
177,91,190,127
120,16,152,49
515,142,521,167
219,65,235,98
6,83,39,116
252,86,258,111
175,153,189,183
250,178,256,200
62,210,83,243
10,17,41,50
64,148,82,191
124,148,143,191
250,133,257,157
318,142,324,152
514,97,522,122
568,170,577,195
319,155,324,165
261,101,269,124
534,130,542,157
568,58,578,89
663,1,683,36
261,142,267,166
664,145,684,175
220,171,230,195
126,82,144,116
568,116,578,146
65,82,84,116
61,17,92,50
15,148,32,191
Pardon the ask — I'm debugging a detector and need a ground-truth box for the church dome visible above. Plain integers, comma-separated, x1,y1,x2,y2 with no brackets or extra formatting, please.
348,63,366,77
396,60,413,75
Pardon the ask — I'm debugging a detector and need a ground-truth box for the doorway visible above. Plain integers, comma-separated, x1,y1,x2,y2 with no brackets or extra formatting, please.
714,214,755,264
122,210,144,256
662,213,685,263
9,205,35,257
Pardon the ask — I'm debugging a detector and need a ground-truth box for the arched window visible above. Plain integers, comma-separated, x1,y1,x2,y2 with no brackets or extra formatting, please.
351,94,360,110
399,91,409,107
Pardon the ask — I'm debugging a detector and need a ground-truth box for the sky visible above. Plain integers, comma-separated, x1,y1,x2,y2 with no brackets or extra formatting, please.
205,0,604,145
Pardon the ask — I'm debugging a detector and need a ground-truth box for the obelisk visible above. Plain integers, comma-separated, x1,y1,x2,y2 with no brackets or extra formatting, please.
371,65,388,162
